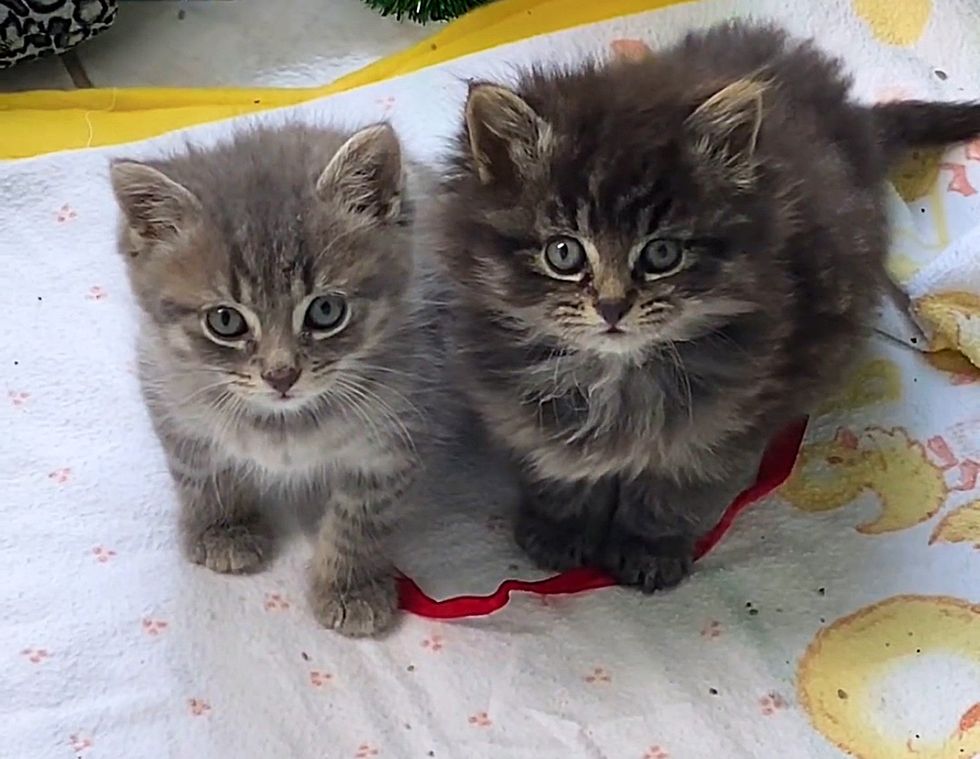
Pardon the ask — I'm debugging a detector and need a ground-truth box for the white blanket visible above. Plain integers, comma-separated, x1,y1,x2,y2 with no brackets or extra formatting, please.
3,2,980,758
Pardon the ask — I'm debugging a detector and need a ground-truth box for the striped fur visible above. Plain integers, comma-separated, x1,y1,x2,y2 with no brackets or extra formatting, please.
432,23,959,592
111,124,444,637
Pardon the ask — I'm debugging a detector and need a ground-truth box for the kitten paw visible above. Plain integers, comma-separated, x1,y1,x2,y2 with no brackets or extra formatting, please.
188,522,272,575
515,510,596,571
309,576,398,638
601,533,694,593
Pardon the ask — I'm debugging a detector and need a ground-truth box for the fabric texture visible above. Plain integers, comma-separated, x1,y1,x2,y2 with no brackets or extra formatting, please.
0,0,117,69
0,0,686,158
2,1,980,758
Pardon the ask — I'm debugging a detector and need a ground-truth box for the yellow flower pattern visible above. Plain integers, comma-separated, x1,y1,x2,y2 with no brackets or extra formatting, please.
798,595,980,759
780,426,947,534
853,0,932,45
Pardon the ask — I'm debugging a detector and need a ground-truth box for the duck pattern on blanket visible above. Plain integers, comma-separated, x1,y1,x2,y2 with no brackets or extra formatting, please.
2,0,980,757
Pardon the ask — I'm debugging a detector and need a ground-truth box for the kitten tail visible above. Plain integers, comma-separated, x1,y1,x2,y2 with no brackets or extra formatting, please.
872,100,980,162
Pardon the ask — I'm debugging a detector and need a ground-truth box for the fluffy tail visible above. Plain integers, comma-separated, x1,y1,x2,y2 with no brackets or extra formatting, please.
873,100,980,162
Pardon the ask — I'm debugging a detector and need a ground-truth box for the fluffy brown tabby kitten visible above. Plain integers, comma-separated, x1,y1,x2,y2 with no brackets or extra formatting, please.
111,123,435,636
436,23,980,592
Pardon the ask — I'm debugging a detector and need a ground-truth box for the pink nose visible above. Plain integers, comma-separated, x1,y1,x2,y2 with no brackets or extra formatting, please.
596,298,631,327
262,366,301,394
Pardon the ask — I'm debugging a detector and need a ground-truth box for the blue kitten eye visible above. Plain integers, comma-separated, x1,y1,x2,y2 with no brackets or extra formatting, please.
638,238,684,276
543,236,587,276
304,294,348,332
204,306,248,339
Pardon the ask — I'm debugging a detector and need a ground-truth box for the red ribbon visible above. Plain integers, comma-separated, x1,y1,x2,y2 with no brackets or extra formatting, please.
397,419,807,619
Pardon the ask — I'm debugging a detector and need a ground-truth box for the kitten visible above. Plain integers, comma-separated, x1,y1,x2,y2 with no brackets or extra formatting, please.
110,123,436,636
435,23,980,592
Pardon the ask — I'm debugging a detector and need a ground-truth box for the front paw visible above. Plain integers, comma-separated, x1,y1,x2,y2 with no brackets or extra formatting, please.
601,532,694,593
187,521,273,575
515,509,597,571
309,574,397,638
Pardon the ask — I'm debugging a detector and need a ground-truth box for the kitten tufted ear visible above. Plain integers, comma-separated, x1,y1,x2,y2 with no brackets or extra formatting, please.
317,124,403,222
465,82,552,187
110,160,202,244
686,78,767,184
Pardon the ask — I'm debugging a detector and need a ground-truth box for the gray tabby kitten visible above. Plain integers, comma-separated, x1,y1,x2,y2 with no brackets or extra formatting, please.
110,123,433,637
435,23,980,592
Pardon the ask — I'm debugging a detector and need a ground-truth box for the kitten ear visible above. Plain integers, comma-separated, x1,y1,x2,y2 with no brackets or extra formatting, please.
110,160,202,243
317,124,403,222
465,83,551,187
686,78,767,182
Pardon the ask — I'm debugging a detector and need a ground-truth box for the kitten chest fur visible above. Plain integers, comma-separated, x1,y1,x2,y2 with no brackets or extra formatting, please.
470,347,755,485
218,415,402,481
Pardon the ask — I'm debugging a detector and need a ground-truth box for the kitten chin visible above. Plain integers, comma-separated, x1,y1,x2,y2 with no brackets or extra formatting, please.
436,21,980,593
112,122,446,637
578,331,651,359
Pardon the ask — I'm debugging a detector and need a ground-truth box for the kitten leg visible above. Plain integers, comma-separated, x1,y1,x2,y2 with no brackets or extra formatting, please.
175,465,273,575
515,474,616,571
601,453,762,593
308,468,410,638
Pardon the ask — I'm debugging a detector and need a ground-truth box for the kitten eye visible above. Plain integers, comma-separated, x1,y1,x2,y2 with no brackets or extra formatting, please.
637,238,684,276
542,236,587,277
304,294,348,332
204,306,248,339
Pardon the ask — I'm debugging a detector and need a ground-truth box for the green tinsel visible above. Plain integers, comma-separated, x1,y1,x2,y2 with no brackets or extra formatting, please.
362,0,491,23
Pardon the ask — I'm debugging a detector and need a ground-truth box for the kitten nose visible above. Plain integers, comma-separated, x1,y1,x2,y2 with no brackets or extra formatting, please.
596,298,631,327
262,366,301,394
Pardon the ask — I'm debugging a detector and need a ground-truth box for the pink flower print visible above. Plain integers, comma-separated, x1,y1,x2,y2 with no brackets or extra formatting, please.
420,634,444,652
966,138,980,162
927,434,980,490
939,163,978,196
86,286,107,301
759,691,788,715
92,546,116,563
950,371,980,387
68,733,93,753
927,435,959,469
8,390,29,408
643,746,670,759
141,618,169,636
875,85,914,103
263,592,290,611
468,711,492,727
355,744,379,758
309,670,333,687
48,468,71,485
21,647,51,664
584,667,611,684
188,698,211,716
610,38,653,62
56,204,78,223
952,459,980,492
700,620,723,639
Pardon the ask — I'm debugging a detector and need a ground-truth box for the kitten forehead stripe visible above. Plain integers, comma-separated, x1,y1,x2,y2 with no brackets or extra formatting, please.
433,20,980,593
110,122,447,637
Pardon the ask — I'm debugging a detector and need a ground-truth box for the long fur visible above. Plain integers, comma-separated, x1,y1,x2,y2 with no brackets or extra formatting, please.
110,124,448,637
433,22,980,592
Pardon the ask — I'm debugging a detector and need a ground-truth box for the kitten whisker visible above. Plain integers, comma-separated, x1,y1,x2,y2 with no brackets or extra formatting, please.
326,383,389,449
352,372,427,422
145,378,237,409
351,363,419,380
662,340,695,429
332,376,418,456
